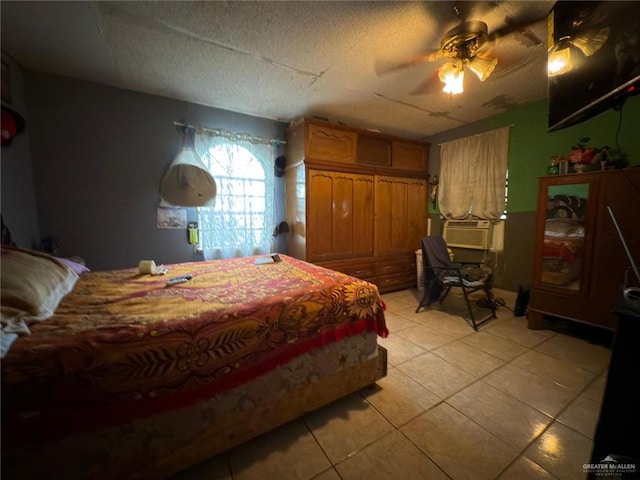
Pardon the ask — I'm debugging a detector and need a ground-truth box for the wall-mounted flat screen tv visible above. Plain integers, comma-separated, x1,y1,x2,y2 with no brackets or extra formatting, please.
547,1,640,132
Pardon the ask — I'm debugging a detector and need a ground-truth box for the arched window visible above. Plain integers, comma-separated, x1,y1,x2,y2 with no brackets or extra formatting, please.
196,136,275,259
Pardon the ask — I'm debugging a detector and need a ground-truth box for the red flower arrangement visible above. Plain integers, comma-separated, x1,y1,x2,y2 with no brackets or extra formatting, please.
568,137,596,164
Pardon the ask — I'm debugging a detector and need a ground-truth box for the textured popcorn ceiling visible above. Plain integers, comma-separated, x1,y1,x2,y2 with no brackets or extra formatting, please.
1,1,553,140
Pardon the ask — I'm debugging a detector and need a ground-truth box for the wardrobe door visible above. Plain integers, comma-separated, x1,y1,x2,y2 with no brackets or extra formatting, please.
374,176,427,255
307,170,334,261
407,178,428,249
307,170,373,262
532,175,599,296
347,173,375,258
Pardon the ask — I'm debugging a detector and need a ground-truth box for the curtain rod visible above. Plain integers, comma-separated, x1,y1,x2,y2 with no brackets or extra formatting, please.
173,121,286,146
436,124,515,146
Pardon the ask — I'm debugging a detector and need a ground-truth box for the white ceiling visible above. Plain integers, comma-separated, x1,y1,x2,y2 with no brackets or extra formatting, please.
1,1,554,140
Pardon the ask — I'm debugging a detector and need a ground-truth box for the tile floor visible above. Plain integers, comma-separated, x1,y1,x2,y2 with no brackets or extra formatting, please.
172,289,613,480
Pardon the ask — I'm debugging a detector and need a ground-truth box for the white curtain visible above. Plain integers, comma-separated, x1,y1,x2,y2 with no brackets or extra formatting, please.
438,126,510,220
195,134,276,260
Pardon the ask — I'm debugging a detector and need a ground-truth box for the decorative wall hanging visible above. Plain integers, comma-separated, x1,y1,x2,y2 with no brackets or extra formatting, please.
160,125,217,207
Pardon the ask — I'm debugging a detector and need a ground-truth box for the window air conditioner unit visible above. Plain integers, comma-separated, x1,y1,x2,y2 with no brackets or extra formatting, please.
443,220,492,250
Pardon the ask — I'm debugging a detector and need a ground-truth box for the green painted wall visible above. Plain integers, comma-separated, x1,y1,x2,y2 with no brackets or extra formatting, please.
485,95,640,213
427,94,640,214
424,93,640,292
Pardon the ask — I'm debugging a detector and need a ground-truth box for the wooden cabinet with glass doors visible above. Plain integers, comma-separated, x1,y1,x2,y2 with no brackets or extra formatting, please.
528,167,640,332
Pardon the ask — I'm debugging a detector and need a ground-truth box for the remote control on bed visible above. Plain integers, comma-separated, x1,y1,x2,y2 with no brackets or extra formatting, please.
166,275,193,286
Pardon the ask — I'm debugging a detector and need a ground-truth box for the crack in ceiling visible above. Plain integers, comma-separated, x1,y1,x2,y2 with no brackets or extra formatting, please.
1,1,554,139
99,3,324,82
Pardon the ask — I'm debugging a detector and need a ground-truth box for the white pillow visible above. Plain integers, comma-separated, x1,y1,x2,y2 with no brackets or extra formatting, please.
1,246,79,356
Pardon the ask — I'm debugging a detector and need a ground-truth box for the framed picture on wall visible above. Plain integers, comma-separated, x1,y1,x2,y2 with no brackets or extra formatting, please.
157,207,187,229
1,60,11,104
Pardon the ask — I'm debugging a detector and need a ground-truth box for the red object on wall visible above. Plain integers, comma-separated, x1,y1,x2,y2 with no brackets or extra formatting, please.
1,106,25,146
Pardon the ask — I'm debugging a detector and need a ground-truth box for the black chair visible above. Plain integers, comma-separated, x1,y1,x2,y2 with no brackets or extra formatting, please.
415,235,496,331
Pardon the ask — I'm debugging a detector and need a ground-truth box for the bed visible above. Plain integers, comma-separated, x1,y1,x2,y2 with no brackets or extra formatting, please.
1,246,388,479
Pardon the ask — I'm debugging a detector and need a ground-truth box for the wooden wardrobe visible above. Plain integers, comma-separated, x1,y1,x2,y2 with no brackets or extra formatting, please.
528,166,640,331
285,118,430,293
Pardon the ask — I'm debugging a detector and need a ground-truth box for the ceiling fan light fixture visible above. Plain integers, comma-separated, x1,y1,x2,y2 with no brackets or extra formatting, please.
467,56,498,81
548,37,574,77
439,59,465,94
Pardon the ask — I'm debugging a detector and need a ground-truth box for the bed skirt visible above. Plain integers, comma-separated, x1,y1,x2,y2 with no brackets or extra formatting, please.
1,333,387,480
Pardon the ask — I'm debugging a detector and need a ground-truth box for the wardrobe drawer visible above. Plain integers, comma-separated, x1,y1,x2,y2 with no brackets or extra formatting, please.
318,260,377,281
375,272,414,292
376,261,413,276
342,265,377,280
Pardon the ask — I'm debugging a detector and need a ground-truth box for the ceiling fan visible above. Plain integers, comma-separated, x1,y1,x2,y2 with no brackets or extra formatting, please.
375,2,545,95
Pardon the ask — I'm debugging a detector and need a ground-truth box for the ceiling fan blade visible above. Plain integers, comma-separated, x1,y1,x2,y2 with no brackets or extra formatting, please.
488,52,537,80
444,1,501,24
374,50,441,76
486,13,546,47
410,70,443,96
420,1,503,46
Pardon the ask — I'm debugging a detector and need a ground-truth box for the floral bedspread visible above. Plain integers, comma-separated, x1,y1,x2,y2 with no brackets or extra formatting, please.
1,254,387,444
